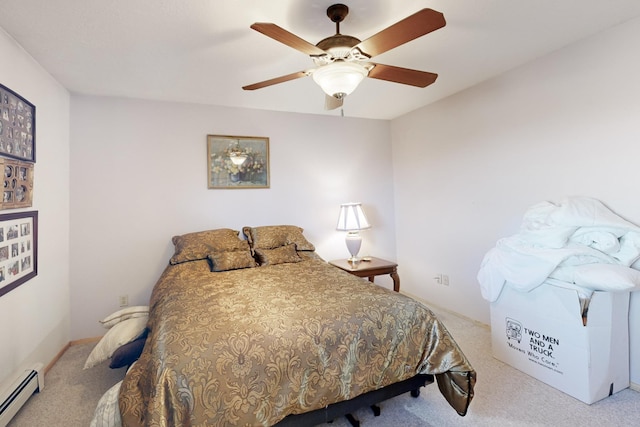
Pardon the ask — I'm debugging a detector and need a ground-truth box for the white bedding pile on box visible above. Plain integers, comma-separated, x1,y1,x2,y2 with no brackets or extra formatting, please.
478,196,640,306
478,197,638,404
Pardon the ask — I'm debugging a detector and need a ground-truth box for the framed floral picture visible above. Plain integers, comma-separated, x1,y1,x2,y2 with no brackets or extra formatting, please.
0,210,37,298
207,135,270,189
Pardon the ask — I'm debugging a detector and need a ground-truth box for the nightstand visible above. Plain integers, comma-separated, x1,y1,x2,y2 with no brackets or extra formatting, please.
329,257,400,292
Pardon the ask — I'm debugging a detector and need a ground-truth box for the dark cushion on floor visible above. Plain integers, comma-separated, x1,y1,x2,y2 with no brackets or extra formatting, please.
109,334,147,369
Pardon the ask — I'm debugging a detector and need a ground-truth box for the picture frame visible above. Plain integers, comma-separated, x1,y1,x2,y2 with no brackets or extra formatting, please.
207,135,270,189
0,210,38,298
0,83,36,163
1,158,34,210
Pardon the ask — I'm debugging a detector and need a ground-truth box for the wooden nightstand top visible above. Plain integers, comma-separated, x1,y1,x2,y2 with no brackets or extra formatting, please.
329,257,397,274
328,257,400,292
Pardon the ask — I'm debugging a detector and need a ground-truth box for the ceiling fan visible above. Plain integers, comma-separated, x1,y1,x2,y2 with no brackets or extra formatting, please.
242,4,446,110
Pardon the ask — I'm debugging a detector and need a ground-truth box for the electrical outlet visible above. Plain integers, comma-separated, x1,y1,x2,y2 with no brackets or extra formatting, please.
119,295,129,307
434,274,450,286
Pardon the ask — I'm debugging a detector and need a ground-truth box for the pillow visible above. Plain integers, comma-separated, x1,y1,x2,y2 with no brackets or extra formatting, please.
208,248,257,272
552,264,640,292
170,228,246,264
254,244,302,266
298,251,323,262
572,264,640,291
242,225,315,252
99,305,149,329
84,316,148,369
109,334,147,369
90,380,122,427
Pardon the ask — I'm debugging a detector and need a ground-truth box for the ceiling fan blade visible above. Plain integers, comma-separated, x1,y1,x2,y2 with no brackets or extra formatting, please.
325,95,343,110
243,71,309,91
368,63,438,87
250,23,326,56
354,9,445,58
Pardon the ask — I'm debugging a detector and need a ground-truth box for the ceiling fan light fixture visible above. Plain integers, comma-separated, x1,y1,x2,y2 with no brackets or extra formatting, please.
229,153,248,165
228,140,248,165
312,61,368,98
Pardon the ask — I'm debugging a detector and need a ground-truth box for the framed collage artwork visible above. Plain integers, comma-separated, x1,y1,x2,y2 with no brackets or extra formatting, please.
0,210,38,297
1,158,34,210
0,83,36,163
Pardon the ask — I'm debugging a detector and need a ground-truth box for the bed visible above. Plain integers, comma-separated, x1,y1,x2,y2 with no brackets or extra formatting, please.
115,226,475,426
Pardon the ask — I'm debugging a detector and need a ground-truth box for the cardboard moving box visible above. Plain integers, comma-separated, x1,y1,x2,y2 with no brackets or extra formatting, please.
490,283,630,404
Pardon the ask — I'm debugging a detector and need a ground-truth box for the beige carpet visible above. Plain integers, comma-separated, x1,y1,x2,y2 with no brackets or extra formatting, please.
8,304,640,426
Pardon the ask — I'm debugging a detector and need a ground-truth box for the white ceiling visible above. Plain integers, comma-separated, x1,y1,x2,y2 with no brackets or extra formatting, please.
1,0,640,120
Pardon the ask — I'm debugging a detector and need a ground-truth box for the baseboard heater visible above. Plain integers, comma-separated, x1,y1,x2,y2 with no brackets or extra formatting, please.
0,363,44,427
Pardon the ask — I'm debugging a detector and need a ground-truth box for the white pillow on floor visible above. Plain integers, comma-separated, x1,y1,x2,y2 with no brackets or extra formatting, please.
90,380,122,427
84,316,147,369
99,306,149,329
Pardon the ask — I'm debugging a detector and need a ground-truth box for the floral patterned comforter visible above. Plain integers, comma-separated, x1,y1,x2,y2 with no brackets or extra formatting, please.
119,257,475,426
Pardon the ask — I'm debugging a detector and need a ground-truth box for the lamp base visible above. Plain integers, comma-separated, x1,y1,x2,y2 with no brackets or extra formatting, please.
345,231,362,263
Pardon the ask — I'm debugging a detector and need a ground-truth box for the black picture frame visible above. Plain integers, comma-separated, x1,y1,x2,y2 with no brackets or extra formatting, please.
0,210,38,297
0,83,36,163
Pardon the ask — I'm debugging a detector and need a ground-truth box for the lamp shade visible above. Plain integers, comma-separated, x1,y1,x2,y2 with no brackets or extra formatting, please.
312,61,368,98
336,202,371,231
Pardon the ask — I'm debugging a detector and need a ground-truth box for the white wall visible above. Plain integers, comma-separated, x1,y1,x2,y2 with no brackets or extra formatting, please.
0,29,70,386
391,17,640,382
70,96,396,339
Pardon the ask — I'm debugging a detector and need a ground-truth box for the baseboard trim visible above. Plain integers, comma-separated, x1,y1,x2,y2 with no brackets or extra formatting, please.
44,337,101,375
44,342,70,375
401,290,490,329
70,336,102,346
630,382,640,392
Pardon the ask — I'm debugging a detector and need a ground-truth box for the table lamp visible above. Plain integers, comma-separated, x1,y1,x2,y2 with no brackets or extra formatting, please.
336,202,371,262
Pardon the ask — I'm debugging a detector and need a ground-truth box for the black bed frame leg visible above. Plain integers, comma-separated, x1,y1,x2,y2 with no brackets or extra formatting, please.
344,403,380,425
410,388,421,398
345,414,360,427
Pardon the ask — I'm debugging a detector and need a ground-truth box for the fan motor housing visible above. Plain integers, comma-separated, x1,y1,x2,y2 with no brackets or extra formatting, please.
316,34,361,52
327,4,349,23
